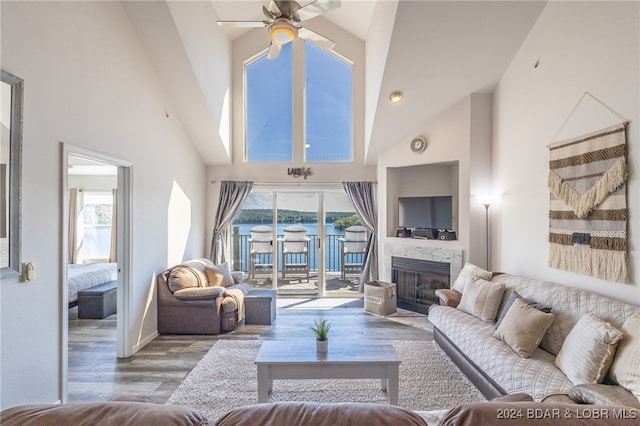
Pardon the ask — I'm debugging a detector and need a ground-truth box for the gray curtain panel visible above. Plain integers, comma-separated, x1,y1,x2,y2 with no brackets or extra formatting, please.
210,181,254,265
342,181,378,291
68,188,82,264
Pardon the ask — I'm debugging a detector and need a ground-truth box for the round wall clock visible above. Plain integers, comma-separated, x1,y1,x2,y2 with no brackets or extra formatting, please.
410,136,427,153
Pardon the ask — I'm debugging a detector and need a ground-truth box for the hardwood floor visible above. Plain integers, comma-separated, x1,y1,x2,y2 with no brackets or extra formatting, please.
68,297,432,403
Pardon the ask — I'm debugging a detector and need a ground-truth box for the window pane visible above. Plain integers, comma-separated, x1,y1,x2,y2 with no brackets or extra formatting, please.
82,193,113,260
245,44,293,162
305,42,353,162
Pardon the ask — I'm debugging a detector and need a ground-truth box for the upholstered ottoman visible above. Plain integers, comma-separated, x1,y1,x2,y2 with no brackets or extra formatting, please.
78,281,117,319
244,289,276,325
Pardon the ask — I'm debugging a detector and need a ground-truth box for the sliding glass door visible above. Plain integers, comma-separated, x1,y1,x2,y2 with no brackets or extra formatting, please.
276,192,319,295
231,189,363,296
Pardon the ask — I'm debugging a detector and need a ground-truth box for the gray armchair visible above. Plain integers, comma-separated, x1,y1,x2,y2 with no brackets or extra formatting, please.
157,258,242,335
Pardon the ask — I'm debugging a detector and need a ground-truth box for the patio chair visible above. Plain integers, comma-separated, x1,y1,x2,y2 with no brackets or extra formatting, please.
280,225,310,280
338,225,367,279
249,225,273,279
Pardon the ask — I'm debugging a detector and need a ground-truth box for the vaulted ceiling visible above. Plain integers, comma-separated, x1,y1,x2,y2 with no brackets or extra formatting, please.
124,1,547,165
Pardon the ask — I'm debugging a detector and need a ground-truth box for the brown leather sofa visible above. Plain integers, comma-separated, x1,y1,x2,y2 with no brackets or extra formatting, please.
0,401,208,426
3,399,637,426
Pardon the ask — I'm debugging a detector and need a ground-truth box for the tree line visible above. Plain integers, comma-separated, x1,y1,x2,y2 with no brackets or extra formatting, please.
234,209,362,229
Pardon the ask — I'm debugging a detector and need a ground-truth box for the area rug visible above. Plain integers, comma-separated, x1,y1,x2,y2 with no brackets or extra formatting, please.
167,339,486,420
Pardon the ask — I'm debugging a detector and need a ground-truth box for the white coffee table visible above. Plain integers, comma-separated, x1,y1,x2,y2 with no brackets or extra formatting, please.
255,340,400,404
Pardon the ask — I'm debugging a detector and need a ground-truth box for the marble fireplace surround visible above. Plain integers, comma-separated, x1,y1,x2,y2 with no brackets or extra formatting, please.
382,238,463,285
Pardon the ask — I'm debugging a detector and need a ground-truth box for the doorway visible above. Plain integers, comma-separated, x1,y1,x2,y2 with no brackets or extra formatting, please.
61,144,132,402
232,187,363,296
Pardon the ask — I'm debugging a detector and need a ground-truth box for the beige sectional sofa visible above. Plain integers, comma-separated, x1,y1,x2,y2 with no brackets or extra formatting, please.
429,265,640,407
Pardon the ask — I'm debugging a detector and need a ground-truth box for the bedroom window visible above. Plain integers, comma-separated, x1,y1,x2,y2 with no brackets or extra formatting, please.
80,192,113,263
244,41,353,163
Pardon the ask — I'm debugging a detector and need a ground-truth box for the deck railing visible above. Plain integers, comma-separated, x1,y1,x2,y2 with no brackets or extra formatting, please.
230,227,364,273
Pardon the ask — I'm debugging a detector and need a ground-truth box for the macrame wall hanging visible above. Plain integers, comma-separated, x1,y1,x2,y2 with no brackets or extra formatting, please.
547,92,630,283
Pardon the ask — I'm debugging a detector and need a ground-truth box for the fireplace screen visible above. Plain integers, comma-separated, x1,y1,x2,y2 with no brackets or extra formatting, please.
392,257,450,315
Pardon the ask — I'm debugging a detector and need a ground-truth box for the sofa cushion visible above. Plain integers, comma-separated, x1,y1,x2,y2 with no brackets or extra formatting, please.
429,305,573,401
174,286,225,301
490,274,638,356
204,263,235,288
440,402,636,426
609,310,640,400
458,277,505,324
554,312,623,385
0,402,209,426
214,401,427,426
495,291,552,328
452,263,492,293
494,298,555,358
569,384,640,408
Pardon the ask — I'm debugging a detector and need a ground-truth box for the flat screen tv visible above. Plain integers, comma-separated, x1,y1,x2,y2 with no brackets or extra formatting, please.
398,196,453,229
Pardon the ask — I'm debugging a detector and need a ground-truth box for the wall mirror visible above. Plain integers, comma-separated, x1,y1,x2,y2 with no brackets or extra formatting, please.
1,70,23,278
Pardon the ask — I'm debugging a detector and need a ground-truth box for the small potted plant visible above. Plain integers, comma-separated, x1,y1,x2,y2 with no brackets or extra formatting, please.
310,319,332,353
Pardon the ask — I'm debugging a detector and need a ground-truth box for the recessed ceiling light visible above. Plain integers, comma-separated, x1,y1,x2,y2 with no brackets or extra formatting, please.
389,90,404,103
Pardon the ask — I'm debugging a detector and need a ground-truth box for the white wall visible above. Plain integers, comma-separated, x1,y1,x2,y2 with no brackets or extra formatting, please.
378,93,493,269
0,1,206,408
493,1,640,304
206,17,376,245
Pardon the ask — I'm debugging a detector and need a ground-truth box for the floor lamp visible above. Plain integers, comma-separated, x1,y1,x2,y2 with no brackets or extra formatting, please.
478,195,496,270
483,202,492,270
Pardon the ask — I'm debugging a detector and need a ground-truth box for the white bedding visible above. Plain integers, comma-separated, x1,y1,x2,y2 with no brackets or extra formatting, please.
68,263,118,304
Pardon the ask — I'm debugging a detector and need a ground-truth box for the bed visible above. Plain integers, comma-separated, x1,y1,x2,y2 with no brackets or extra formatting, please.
67,262,118,307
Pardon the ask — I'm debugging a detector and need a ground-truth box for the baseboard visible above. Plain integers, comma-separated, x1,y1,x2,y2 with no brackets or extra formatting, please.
132,331,159,354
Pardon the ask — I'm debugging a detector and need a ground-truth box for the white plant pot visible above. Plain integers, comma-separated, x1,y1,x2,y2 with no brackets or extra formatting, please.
316,339,328,353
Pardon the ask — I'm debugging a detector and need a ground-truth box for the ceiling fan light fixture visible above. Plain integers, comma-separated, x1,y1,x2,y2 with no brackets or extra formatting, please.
269,19,298,44
389,90,404,103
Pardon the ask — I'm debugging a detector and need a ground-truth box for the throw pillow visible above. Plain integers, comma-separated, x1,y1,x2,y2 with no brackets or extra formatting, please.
495,291,552,328
205,262,235,288
451,263,492,294
166,265,207,293
608,311,640,400
554,312,623,385
457,276,505,324
494,298,555,358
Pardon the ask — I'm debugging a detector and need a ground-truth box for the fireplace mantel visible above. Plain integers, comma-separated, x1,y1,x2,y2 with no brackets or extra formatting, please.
382,238,463,284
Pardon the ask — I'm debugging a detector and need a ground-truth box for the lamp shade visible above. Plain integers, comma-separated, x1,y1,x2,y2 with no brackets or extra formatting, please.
269,20,297,44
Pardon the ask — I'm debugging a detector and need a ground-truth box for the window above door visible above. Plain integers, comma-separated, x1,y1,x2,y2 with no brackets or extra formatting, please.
244,40,353,163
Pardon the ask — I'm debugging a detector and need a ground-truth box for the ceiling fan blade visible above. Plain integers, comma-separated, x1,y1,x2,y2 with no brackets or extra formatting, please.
217,20,269,28
267,42,282,60
274,0,301,19
262,1,281,20
296,0,341,21
297,26,336,50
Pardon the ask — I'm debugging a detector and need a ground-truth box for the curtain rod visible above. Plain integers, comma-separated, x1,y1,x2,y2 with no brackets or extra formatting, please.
210,180,377,185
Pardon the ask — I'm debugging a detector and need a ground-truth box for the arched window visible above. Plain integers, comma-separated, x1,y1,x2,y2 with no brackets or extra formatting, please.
245,43,293,162
244,41,353,163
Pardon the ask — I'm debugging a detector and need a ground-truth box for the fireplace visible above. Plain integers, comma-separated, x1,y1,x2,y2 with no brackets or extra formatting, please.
392,257,450,315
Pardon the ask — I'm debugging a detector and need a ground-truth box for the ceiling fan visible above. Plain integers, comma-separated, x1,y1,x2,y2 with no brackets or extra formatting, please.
217,0,341,59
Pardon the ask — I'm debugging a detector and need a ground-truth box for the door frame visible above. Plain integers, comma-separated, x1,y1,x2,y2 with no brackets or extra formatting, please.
248,184,347,295
60,143,133,402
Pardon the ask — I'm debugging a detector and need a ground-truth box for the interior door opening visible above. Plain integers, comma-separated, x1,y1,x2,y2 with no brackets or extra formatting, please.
61,145,132,402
